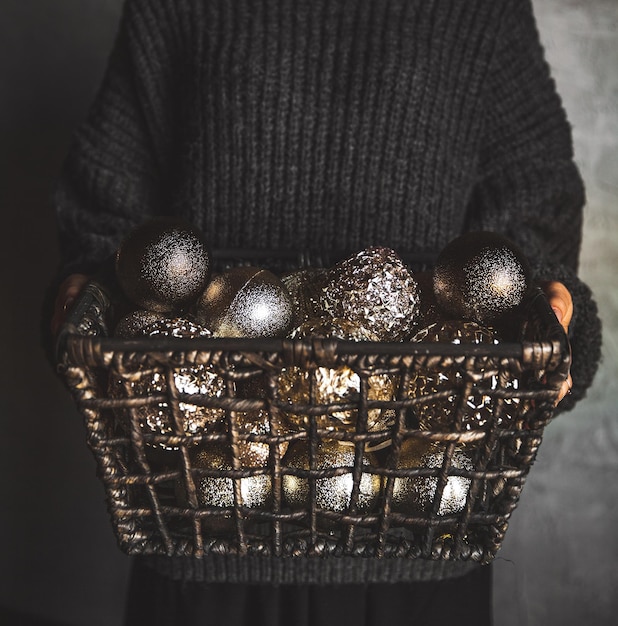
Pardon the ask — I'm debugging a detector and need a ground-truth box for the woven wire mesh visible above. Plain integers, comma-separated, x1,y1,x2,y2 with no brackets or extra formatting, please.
57,260,568,566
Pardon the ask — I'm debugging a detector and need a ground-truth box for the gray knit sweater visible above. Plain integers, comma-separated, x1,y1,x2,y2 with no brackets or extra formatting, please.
54,0,601,582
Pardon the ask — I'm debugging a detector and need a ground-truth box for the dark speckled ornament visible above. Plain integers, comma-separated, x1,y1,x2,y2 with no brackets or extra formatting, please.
282,440,382,513
392,439,473,516
433,231,531,325
116,218,211,313
196,267,294,338
281,268,329,326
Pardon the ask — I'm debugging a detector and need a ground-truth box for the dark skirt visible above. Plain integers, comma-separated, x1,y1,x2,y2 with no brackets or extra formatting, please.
123,559,492,626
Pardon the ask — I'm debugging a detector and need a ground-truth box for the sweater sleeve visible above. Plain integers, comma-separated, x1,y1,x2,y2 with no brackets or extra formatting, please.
466,0,601,412
54,0,185,279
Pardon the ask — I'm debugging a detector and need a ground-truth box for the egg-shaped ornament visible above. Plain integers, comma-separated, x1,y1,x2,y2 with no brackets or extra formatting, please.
407,321,526,431
196,267,294,338
116,218,211,313
433,231,532,325
186,443,272,510
392,439,474,517
282,439,382,514
109,314,227,450
281,268,329,326
322,247,420,341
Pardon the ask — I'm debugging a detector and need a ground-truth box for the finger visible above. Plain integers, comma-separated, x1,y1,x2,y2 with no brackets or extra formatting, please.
555,373,573,406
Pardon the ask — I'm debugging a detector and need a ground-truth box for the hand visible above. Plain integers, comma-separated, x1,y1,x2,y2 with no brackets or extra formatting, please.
541,281,573,405
50,273,90,337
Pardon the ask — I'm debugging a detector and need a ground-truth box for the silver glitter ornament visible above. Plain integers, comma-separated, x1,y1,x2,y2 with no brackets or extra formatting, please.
392,439,473,516
110,315,226,450
116,218,211,313
408,321,525,431
321,247,420,342
189,443,272,509
433,231,531,325
281,268,329,325
196,267,294,338
282,440,382,513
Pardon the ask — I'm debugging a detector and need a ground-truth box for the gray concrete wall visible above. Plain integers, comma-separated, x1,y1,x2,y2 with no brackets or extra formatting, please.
0,1,615,625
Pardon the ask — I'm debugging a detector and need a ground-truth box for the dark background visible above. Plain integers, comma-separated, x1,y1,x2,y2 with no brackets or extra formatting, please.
1,1,616,625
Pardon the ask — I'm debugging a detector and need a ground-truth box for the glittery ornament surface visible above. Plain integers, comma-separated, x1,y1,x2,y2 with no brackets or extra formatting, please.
278,366,396,434
407,321,525,431
433,231,531,324
197,267,294,338
392,440,473,516
282,440,381,512
110,316,224,449
322,247,420,342
289,316,381,341
189,444,271,509
232,409,289,467
116,218,211,312
281,269,329,325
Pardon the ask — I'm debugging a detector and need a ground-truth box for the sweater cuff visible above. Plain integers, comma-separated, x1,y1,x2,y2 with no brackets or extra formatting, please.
530,262,602,413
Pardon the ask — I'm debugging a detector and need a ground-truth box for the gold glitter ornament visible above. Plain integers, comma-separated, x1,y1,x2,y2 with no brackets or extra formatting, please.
189,443,272,509
110,315,226,450
115,218,211,313
433,231,531,325
232,409,290,467
281,316,396,440
407,321,525,431
282,440,382,513
321,247,420,342
196,266,294,338
392,439,473,516
281,268,329,325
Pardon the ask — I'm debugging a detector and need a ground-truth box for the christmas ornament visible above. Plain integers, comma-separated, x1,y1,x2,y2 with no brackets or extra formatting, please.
109,316,226,449
392,439,473,516
116,217,211,312
114,310,163,338
189,443,272,509
281,268,329,325
196,266,294,338
433,231,531,325
282,439,382,513
232,409,290,467
321,247,420,341
288,315,381,342
407,321,525,431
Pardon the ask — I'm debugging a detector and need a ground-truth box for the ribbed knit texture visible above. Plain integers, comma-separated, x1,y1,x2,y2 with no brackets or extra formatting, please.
53,0,602,582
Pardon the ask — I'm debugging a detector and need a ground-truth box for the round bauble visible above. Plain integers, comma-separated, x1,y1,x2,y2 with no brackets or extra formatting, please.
188,443,272,509
282,440,382,513
231,409,290,467
433,231,531,325
281,268,329,326
196,266,294,338
322,247,420,342
392,439,473,517
407,320,526,431
116,218,211,313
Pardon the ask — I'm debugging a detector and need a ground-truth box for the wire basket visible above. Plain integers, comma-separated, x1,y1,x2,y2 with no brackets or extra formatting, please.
55,250,569,570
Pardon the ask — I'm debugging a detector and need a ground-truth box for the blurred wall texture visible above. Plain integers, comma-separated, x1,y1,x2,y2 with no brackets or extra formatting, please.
1,1,616,625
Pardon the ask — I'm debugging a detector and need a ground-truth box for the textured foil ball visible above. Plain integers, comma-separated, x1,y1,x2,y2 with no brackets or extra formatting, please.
116,217,211,312
188,443,272,509
109,315,226,449
321,247,420,341
281,268,329,325
433,231,531,325
392,439,474,516
196,266,294,338
282,440,382,513
232,409,290,467
407,321,525,431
